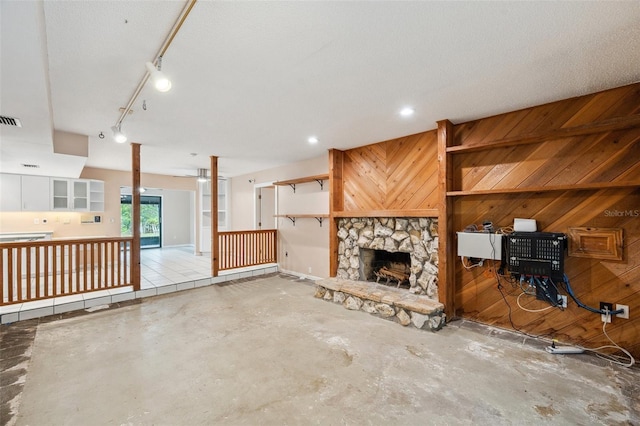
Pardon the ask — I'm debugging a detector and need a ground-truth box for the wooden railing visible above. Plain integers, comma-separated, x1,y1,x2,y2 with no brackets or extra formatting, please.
1,237,132,306
218,230,277,271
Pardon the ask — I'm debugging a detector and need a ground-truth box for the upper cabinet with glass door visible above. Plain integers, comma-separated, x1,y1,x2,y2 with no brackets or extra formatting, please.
50,178,104,211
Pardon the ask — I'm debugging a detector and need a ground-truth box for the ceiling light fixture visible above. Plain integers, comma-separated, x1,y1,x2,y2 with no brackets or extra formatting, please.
111,124,127,143
197,168,208,182
400,107,415,117
145,57,172,92
308,136,319,144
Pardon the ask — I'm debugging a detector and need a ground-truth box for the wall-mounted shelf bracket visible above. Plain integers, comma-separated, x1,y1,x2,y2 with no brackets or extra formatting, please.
286,216,296,226
273,174,329,193
315,216,324,227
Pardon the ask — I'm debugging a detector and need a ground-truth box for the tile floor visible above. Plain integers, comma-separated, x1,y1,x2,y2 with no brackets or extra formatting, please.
0,246,278,324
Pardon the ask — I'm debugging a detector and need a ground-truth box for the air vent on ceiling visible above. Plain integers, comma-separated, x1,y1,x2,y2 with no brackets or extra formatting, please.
0,116,22,127
21,163,40,169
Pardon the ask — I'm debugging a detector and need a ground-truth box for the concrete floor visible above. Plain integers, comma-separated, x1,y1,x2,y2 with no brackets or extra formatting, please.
2,274,638,425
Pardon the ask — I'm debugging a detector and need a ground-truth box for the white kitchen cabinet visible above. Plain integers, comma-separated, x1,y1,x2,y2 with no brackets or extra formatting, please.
0,174,102,212
21,175,50,211
51,178,70,210
0,174,22,211
50,178,94,211
89,180,104,212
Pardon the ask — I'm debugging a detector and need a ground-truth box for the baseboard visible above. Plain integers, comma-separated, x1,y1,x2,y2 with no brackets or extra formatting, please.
278,267,322,282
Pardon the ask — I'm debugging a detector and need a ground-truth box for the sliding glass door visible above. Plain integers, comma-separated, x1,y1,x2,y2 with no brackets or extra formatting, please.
120,195,162,248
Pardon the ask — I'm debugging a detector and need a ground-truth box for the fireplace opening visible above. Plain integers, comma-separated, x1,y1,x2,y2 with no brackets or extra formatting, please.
359,248,411,289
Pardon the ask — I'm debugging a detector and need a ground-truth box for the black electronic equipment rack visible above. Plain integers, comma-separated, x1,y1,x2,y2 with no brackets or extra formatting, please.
505,232,567,281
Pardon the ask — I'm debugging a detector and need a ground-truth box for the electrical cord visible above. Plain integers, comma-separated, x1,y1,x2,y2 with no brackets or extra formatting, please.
516,291,554,313
461,256,482,270
576,313,635,368
562,275,623,316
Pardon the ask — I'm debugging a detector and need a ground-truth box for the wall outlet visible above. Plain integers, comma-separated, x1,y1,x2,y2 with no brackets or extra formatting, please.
33,218,39,224
558,295,567,308
308,267,312,274
600,302,613,323
615,304,629,319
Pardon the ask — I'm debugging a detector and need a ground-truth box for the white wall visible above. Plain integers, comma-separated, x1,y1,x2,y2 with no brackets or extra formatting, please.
230,154,329,278
141,188,194,247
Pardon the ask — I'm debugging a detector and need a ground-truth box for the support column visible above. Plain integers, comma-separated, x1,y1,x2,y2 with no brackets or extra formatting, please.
211,156,219,277
131,143,141,291
328,149,344,277
436,120,454,320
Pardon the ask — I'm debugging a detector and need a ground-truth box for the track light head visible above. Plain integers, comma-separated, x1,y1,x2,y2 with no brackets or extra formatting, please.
145,61,172,92
111,125,127,143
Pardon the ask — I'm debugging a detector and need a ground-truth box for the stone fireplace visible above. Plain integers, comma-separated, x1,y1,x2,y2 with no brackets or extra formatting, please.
359,248,411,288
336,217,439,300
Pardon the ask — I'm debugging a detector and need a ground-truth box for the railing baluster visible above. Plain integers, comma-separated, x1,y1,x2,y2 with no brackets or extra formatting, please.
67,244,73,294
5,238,128,304
26,247,32,301
110,242,115,287
215,230,277,272
16,247,23,302
0,247,4,304
7,248,14,303
52,245,58,297
35,246,41,299
117,241,122,286
98,243,103,288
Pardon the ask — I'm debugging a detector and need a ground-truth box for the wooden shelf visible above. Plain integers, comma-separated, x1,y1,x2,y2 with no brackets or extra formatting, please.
275,214,329,226
446,114,640,154
331,209,439,218
273,174,329,192
447,181,640,197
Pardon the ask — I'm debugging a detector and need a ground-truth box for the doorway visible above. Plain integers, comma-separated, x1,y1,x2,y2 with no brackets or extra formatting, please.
120,195,162,248
255,185,276,229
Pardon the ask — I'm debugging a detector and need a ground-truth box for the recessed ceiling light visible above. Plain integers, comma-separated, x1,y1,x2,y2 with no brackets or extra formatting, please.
308,136,319,144
399,107,415,117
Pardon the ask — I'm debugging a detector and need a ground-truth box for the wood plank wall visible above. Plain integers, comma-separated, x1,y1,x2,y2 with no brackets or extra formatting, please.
333,82,639,358
452,83,640,358
342,131,439,211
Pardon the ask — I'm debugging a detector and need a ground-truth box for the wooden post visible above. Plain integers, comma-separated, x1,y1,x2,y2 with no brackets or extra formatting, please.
328,149,344,277
131,142,141,291
211,156,219,277
436,120,455,320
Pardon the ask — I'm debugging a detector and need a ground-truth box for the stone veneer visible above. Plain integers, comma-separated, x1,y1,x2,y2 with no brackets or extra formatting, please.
315,278,445,331
336,217,439,299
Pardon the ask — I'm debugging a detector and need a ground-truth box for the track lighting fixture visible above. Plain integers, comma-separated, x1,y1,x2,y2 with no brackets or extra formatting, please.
145,58,172,92
111,124,127,143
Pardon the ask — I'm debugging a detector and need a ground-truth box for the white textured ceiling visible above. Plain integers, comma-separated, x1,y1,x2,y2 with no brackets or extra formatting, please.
2,1,640,178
